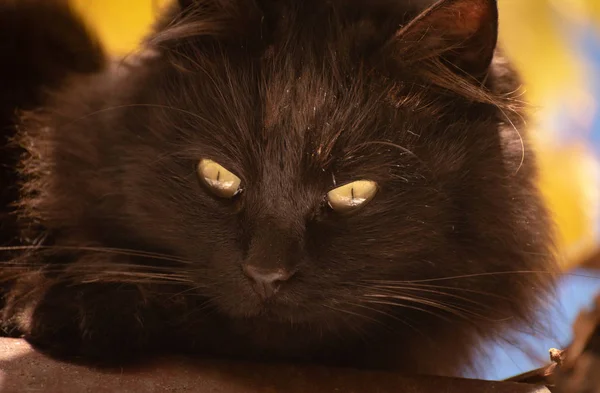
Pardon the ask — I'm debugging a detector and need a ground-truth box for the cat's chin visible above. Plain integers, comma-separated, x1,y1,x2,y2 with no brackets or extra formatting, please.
211,282,362,330
224,300,306,322
216,294,329,326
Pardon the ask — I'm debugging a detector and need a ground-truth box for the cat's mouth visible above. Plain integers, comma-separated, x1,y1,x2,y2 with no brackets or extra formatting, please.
246,303,329,326
216,284,325,324
207,268,336,325
233,295,303,320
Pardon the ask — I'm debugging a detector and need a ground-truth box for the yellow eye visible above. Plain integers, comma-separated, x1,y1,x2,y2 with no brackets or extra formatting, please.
197,159,242,198
327,180,378,214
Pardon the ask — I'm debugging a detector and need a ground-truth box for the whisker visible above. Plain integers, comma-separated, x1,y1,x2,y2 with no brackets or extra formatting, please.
0,261,194,273
322,303,382,326
362,270,571,284
362,299,453,323
168,284,211,299
354,283,495,314
71,270,193,281
345,301,426,337
77,277,190,285
399,282,514,300
363,293,489,321
361,281,512,302
0,259,196,287
0,245,192,265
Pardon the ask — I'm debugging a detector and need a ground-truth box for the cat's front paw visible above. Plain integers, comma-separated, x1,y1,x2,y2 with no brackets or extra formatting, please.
19,281,161,364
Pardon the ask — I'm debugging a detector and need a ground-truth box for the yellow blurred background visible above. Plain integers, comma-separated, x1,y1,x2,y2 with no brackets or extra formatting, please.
70,0,600,271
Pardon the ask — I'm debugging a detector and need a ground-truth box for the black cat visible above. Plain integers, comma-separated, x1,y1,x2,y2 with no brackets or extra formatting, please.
0,0,558,377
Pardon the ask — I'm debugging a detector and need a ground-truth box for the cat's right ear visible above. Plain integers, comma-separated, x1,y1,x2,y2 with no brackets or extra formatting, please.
384,0,498,79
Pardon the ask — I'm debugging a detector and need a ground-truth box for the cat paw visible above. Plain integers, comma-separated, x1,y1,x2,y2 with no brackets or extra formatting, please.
20,282,160,364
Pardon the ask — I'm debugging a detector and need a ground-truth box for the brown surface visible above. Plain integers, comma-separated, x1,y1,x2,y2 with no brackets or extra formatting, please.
0,338,551,393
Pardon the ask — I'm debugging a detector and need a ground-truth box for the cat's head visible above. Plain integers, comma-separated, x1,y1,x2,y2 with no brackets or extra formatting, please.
21,0,555,348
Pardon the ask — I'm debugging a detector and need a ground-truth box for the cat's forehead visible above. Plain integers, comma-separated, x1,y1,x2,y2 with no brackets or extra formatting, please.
258,74,369,170
262,68,335,129
147,32,423,176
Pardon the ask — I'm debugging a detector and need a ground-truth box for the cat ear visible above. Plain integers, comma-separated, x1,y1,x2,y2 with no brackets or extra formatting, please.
387,0,498,78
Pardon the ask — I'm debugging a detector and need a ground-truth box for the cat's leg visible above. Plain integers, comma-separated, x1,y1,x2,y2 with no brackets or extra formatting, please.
2,260,173,364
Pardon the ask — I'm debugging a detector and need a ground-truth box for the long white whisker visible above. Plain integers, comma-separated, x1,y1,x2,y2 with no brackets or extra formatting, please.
362,298,453,323
363,293,488,321
0,245,192,264
358,283,496,312
363,270,562,283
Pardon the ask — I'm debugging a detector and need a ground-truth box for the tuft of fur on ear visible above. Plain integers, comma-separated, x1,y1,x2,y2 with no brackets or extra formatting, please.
387,0,498,79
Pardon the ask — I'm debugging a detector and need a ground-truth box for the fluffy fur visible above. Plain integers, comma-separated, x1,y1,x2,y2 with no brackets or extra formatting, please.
0,0,557,376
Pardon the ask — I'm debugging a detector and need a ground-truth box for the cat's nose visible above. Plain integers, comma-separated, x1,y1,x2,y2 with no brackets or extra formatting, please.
242,264,295,300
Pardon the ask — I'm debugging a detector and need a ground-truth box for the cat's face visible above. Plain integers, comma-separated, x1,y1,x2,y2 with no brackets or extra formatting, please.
27,0,554,339
117,57,449,325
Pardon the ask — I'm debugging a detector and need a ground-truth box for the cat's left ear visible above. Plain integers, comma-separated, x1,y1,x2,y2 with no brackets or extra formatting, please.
387,0,498,78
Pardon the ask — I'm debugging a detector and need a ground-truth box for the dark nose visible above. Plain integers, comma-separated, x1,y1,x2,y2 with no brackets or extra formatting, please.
242,264,295,300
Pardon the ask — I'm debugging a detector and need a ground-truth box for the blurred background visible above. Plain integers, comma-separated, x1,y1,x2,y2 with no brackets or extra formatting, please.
68,0,600,380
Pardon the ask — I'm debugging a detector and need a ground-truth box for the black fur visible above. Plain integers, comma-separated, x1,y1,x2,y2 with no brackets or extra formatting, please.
0,0,103,247
0,0,557,376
